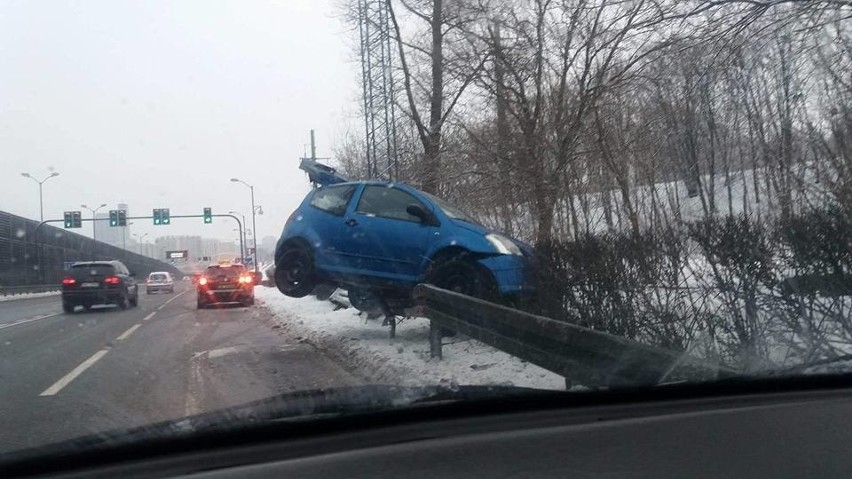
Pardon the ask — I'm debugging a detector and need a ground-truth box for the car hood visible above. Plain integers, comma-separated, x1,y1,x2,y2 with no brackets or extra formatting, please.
448,219,534,256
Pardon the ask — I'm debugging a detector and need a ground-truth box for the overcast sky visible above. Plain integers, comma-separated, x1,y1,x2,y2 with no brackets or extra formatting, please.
2,0,359,244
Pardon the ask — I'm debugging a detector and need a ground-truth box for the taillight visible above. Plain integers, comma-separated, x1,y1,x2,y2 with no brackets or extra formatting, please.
62,277,76,285
104,276,121,284
199,277,208,286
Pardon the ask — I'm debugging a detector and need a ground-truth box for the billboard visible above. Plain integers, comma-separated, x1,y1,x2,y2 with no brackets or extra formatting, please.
166,250,188,260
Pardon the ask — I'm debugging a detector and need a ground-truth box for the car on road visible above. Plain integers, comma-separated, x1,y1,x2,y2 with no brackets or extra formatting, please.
145,271,175,294
197,263,255,308
274,178,535,313
60,260,139,313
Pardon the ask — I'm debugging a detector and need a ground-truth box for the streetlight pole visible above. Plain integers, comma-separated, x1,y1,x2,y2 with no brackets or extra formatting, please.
230,178,260,273
21,171,60,222
81,203,107,260
228,211,248,261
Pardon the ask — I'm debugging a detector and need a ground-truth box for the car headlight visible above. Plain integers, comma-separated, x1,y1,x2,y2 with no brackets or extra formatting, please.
486,233,523,256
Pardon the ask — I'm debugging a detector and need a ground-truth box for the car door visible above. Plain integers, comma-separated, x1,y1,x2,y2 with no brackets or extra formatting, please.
338,185,437,282
117,262,137,297
304,184,359,272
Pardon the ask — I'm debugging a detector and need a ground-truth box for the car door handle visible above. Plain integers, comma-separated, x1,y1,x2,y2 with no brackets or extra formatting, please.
345,219,358,227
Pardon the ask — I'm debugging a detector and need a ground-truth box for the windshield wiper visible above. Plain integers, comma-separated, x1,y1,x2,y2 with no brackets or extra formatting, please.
760,354,852,377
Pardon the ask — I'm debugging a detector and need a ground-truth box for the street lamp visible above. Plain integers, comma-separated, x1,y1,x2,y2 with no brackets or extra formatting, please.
228,211,248,261
81,203,108,241
133,233,149,257
230,178,259,273
21,171,60,221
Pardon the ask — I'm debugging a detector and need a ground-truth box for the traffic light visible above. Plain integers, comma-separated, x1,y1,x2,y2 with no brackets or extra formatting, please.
109,210,118,227
64,211,73,228
71,211,82,228
118,210,127,226
203,207,212,224
154,208,171,225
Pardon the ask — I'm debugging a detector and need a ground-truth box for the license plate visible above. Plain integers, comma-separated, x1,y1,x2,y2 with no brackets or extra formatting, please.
217,284,233,289
81,282,99,288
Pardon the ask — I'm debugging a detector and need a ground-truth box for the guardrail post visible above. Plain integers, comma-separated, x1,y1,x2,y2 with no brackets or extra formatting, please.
429,321,442,359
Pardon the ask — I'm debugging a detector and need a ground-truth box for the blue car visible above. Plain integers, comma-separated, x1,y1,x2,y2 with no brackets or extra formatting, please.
274,164,535,312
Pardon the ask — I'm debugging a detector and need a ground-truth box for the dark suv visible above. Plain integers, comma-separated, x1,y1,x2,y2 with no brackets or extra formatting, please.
61,261,139,313
197,264,255,308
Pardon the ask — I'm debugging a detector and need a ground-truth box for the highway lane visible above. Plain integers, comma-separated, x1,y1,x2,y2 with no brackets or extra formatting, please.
0,295,63,328
0,282,360,454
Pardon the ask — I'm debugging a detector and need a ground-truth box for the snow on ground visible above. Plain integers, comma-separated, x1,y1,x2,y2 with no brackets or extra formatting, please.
255,287,566,390
0,290,60,302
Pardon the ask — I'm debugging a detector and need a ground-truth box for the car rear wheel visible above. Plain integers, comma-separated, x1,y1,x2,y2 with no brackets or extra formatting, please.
62,302,75,314
116,294,128,310
129,294,138,307
275,247,316,298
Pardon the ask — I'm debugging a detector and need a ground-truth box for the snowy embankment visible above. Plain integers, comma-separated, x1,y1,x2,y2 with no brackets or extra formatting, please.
255,287,565,390
0,290,60,302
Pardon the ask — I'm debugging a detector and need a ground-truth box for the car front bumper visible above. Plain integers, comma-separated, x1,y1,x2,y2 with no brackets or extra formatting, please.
478,254,537,295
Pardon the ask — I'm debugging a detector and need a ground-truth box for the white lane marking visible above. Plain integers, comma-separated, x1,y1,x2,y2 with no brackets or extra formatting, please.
157,290,187,310
143,312,156,321
40,349,109,396
192,346,242,359
116,324,141,341
0,313,61,331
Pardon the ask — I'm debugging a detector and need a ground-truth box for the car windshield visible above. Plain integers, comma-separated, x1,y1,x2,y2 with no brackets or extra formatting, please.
422,192,480,225
3,0,852,464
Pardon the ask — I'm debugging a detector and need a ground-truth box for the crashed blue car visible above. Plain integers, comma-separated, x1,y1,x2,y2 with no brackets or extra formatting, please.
274,160,535,313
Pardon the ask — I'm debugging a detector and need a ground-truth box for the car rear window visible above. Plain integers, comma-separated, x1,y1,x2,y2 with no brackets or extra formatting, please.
149,273,169,281
206,265,246,275
71,264,116,276
309,185,356,216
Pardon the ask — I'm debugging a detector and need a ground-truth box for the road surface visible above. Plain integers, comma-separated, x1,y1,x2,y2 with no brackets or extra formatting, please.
0,282,359,454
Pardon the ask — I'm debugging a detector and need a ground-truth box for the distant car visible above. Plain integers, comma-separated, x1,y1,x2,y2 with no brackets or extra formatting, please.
274,179,535,314
197,263,255,308
146,271,175,294
61,260,139,313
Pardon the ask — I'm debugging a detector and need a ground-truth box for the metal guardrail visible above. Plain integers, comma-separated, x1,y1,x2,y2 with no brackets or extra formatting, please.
413,284,738,389
0,284,61,297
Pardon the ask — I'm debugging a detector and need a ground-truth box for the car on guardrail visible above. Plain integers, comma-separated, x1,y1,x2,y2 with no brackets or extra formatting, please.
274,175,535,314
60,261,139,313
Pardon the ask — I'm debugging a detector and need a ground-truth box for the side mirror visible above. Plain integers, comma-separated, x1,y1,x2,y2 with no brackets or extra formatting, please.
406,204,439,226
128,271,136,277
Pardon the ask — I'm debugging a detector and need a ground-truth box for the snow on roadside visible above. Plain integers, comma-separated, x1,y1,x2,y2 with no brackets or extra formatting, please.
0,290,60,302
255,287,566,390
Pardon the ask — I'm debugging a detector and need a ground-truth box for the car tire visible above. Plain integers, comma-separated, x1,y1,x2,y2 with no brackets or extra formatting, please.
116,294,128,310
146,290,152,295
62,302,75,314
129,294,138,307
197,297,206,309
426,256,497,300
241,297,254,307
275,247,317,298
426,256,497,336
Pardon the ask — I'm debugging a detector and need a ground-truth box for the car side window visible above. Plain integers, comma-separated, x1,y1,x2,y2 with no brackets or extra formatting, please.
309,185,356,216
356,185,425,222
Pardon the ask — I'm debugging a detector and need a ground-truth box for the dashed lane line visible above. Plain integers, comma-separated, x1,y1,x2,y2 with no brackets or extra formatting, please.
143,312,156,321
39,349,110,396
116,324,141,341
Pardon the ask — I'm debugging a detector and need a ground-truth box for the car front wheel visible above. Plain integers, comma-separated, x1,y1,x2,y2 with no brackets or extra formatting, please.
275,247,316,298
426,256,497,301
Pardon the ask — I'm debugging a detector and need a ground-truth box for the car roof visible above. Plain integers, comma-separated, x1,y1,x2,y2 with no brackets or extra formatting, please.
149,271,170,275
72,261,119,267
